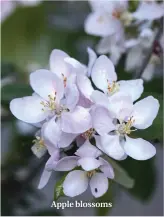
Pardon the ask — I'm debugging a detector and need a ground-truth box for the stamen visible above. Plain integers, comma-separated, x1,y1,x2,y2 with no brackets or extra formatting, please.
40,94,56,112
81,128,95,139
112,10,121,19
87,170,96,178
62,73,67,87
32,136,45,149
107,80,119,95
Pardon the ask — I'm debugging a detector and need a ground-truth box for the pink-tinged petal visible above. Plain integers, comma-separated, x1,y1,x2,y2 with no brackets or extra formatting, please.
61,106,92,134
91,90,109,109
78,92,93,108
75,140,102,158
91,55,117,92
133,2,164,21
118,79,144,102
55,156,79,171
90,172,108,198
42,118,61,148
38,169,52,189
77,74,94,100
30,69,64,101
91,106,116,135
132,96,160,129
64,84,79,111
99,157,114,179
85,12,122,37
63,170,88,197
78,157,102,171
100,134,126,160
124,136,156,160
64,57,87,75
87,47,97,77
58,132,77,148
45,149,60,170
10,95,48,124
49,49,70,78
108,92,133,120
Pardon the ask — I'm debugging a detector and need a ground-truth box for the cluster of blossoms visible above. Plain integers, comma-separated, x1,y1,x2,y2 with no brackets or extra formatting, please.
84,0,164,80
10,48,159,198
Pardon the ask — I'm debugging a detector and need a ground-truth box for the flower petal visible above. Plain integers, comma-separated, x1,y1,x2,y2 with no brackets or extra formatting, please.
77,74,94,100
75,140,102,158
64,84,79,111
91,106,116,135
42,118,61,148
85,12,122,37
91,90,109,109
64,57,87,75
108,92,133,120
124,136,156,160
78,157,102,171
87,47,97,77
38,169,52,189
96,36,112,54
99,157,115,179
10,95,48,123
61,106,92,134
58,132,77,148
132,96,160,129
118,79,144,102
55,156,79,171
100,134,126,160
45,149,60,170
91,55,117,92
63,170,88,197
90,172,108,198
49,49,70,78
133,2,164,21
30,69,64,101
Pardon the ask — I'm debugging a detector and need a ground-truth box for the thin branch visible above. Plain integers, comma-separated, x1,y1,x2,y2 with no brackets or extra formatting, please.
134,19,163,79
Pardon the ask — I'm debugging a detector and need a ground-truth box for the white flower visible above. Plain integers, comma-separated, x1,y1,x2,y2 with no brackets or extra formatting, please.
95,95,159,161
90,55,144,102
62,141,114,198
132,1,164,21
84,0,131,37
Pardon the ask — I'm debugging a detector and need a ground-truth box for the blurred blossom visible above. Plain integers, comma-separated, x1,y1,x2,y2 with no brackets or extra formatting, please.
16,120,37,135
0,0,42,22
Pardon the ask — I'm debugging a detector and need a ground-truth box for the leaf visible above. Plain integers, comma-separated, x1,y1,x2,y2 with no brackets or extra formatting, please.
121,157,156,201
105,157,135,189
54,174,67,201
1,83,32,103
94,181,113,216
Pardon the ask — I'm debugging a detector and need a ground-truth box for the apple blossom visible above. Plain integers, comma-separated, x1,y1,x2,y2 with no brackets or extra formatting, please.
94,95,159,161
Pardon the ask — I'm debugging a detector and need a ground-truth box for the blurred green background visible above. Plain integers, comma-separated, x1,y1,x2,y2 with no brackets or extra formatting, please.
1,1,163,216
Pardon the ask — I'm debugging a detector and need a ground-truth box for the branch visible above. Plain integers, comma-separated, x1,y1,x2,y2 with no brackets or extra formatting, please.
134,19,163,79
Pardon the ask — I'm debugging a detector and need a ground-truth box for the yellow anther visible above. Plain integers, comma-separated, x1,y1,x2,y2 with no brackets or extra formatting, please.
32,136,45,149
40,94,56,112
87,170,96,178
107,80,119,95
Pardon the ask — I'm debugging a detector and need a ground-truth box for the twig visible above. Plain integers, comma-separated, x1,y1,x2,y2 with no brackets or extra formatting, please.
134,19,163,79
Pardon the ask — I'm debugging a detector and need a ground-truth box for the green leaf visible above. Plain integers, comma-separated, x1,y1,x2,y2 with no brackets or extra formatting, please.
54,174,67,201
94,181,113,216
105,157,135,189
1,83,32,102
121,157,156,201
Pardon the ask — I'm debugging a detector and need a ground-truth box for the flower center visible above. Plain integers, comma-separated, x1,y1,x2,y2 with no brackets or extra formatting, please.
112,10,121,19
87,170,96,178
40,93,57,112
107,80,119,95
117,117,136,135
81,128,95,139
62,73,67,87
112,9,132,26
